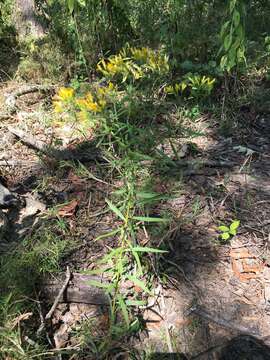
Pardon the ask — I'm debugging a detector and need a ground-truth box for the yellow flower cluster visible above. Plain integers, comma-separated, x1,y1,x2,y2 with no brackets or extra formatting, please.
75,82,116,124
97,55,143,82
53,83,116,125
129,47,169,74
97,47,169,82
76,92,105,113
53,87,74,113
165,82,188,95
165,74,216,97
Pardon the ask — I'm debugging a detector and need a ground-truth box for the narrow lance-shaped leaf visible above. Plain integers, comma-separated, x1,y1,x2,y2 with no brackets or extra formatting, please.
117,294,129,327
106,199,125,221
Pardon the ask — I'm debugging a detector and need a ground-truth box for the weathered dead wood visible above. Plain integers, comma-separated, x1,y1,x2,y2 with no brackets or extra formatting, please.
5,85,55,113
42,273,111,305
0,160,32,166
38,267,72,335
0,113,11,120
186,305,262,340
175,159,237,168
230,173,270,195
8,127,101,162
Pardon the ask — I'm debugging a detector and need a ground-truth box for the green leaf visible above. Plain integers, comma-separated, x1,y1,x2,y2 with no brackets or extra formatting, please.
99,247,123,263
130,246,168,254
132,216,169,223
106,199,125,221
221,232,230,240
117,295,129,327
220,55,228,70
131,250,143,276
126,299,147,306
230,0,237,13
220,21,231,39
230,220,240,231
87,279,112,290
224,34,233,51
136,192,160,199
81,268,110,275
126,275,152,295
66,0,75,13
94,229,120,241
233,10,240,28
218,225,230,232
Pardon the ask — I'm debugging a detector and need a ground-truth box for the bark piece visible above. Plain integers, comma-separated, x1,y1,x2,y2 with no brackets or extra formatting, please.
42,273,110,305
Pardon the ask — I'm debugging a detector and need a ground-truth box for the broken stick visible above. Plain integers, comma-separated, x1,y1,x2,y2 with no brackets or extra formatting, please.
37,266,71,335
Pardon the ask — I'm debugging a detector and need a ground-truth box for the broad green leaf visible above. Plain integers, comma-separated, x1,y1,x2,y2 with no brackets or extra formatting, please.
106,199,125,221
230,220,240,231
218,225,230,232
221,232,230,240
130,246,168,254
117,295,129,327
132,216,169,223
126,275,152,295
233,10,240,28
66,0,75,13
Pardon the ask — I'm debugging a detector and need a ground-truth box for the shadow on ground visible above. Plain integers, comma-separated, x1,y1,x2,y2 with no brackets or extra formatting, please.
0,79,270,358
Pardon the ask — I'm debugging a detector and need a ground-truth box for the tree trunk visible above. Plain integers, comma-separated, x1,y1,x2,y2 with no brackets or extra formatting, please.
13,0,45,39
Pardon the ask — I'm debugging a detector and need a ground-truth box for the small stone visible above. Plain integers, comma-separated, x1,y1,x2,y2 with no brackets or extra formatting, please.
265,283,270,302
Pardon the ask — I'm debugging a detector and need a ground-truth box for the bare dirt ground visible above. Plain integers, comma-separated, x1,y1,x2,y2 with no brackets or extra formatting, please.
1,81,270,359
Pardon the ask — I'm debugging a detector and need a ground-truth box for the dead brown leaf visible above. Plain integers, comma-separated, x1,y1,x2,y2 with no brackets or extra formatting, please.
58,199,78,217
10,312,33,329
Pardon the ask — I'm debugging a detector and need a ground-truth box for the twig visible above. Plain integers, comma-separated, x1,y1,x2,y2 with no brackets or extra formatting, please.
37,267,71,335
36,294,53,346
45,266,71,320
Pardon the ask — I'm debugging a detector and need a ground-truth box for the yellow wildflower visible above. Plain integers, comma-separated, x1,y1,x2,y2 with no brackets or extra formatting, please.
53,101,64,113
85,92,94,103
108,82,115,90
76,98,88,108
57,87,74,101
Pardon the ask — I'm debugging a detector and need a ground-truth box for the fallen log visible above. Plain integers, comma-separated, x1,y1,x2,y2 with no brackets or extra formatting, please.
5,85,55,113
8,127,101,162
42,273,111,305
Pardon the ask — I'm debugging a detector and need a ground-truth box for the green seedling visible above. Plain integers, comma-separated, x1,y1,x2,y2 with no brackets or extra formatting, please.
218,220,240,241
